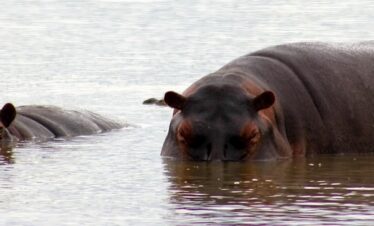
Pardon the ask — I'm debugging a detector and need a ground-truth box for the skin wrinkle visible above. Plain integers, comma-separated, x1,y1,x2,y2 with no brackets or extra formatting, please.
225,55,314,154
242,54,309,155
220,58,288,142
239,122,261,160
176,120,193,159
249,53,324,123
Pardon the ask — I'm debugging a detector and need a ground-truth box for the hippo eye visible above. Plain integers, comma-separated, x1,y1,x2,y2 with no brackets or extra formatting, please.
229,136,248,149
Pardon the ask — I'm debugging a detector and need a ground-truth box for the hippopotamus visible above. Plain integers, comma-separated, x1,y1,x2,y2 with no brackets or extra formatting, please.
162,42,374,161
0,103,123,147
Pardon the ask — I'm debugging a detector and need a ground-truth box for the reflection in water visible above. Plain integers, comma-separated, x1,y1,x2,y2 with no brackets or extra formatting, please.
163,155,374,224
0,145,14,164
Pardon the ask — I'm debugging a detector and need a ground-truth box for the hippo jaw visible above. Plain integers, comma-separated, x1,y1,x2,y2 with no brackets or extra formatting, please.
161,85,292,161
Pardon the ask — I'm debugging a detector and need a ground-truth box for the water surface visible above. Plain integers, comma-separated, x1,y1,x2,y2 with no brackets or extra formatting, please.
1,0,374,225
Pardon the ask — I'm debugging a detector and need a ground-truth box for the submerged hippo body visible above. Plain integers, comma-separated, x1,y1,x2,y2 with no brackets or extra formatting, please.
0,104,123,145
162,42,374,161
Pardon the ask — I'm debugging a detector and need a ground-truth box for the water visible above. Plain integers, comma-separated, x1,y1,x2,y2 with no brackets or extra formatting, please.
0,0,373,225
164,155,374,225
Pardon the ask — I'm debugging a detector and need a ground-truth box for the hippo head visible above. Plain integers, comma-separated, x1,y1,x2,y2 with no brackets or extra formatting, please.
0,103,16,144
162,85,291,161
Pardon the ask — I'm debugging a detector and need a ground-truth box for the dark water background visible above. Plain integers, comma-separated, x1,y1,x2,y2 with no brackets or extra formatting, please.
0,0,373,225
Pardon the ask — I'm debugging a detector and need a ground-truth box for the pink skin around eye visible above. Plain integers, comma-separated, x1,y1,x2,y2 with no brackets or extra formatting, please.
240,122,261,157
240,122,259,141
176,120,194,158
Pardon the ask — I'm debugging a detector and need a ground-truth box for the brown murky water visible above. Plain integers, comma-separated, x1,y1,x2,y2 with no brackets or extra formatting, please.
163,155,374,225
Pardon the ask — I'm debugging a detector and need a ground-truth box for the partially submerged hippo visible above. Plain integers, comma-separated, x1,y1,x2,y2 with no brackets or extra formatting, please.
162,42,374,161
0,103,124,146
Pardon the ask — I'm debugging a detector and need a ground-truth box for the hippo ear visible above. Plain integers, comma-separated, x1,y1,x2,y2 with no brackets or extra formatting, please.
252,91,275,111
0,103,16,127
164,91,187,110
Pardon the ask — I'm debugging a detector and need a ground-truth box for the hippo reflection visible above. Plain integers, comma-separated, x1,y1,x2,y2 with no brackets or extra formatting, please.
162,156,374,222
162,42,374,161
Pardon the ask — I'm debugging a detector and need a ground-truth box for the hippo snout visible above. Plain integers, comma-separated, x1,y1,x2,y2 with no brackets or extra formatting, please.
186,140,251,161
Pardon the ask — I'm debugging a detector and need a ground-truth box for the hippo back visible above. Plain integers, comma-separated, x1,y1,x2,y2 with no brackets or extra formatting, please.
8,105,123,141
